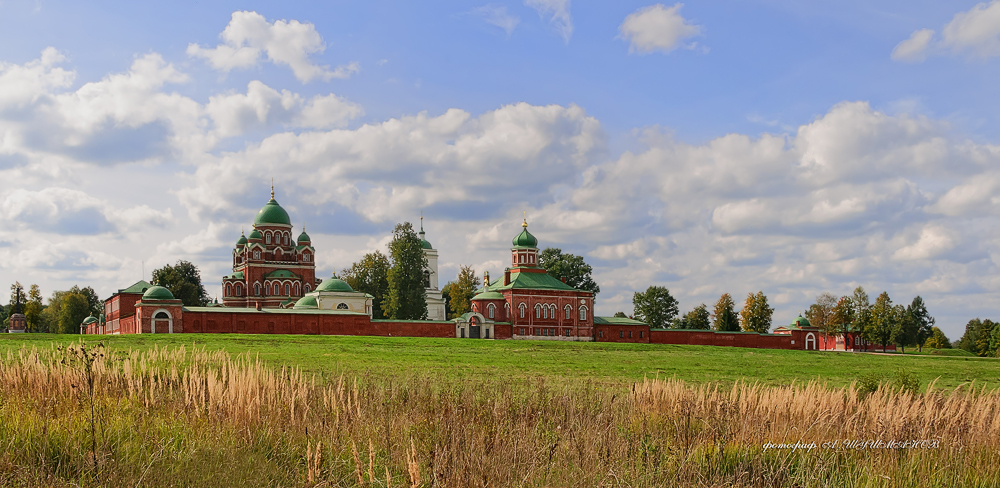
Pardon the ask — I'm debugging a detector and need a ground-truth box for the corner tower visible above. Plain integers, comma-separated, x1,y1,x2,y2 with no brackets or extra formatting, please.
420,215,447,321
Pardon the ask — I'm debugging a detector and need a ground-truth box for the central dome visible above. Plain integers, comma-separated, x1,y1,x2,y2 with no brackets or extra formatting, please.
254,197,291,226
316,278,354,293
142,285,175,301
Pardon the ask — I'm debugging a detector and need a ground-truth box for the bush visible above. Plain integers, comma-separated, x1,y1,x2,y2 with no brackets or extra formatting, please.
857,368,920,398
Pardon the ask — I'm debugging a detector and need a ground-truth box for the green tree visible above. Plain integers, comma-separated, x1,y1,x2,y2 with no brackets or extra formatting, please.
991,324,1000,358
632,286,679,329
682,304,711,330
613,311,628,318
891,304,918,353
869,292,896,352
851,287,873,351
341,251,391,319
448,265,480,319
152,260,210,306
830,295,855,346
58,292,90,334
712,293,740,332
25,284,44,332
538,248,600,297
908,296,935,352
806,292,838,347
383,222,429,320
975,320,996,357
957,319,984,355
925,327,951,349
739,291,774,333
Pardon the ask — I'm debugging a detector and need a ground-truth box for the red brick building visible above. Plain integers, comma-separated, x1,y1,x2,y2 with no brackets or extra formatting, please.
100,280,152,334
222,187,316,308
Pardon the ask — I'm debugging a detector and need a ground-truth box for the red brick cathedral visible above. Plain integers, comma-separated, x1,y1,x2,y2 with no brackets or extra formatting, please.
222,187,317,308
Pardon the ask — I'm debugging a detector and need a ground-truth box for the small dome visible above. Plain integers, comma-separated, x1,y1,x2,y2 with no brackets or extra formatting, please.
248,228,262,240
791,315,811,328
293,296,318,309
420,238,433,249
512,223,538,248
297,229,311,242
236,233,248,246
316,278,354,293
472,291,505,300
254,197,292,226
82,316,98,325
142,285,175,301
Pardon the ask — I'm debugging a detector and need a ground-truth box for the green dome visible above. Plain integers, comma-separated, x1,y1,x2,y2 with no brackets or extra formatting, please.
293,296,318,309
316,278,354,293
254,197,291,226
82,316,98,325
248,228,262,240
297,229,311,242
512,222,538,248
472,291,504,300
236,233,248,246
791,315,811,328
420,238,433,249
142,285,175,301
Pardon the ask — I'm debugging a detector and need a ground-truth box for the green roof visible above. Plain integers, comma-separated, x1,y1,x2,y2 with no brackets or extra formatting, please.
236,233,248,246
316,278,354,292
142,285,175,301
254,197,292,226
486,270,580,292
420,238,433,249
594,316,647,326
265,269,299,280
82,316,98,325
297,229,311,242
118,280,152,294
512,223,538,248
472,291,505,300
248,228,262,240
182,306,366,316
293,296,318,309
226,271,245,280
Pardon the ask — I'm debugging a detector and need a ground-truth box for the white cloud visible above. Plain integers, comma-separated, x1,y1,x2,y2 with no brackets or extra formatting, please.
525,0,573,43
891,28,934,62
892,1,1000,61
618,3,702,54
187,11,359,83
893,225,957,261
205,80,363,137
0,47,74,111
473,5,520,37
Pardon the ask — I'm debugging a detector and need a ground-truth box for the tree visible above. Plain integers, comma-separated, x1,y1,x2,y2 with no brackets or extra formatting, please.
956,319,990,356
925,327,951,349
740,291,774,334
891,304,918,353
25,284,43,332
383,222,429,320
152,260,210,306
632,286,679,329
975,319,996,357
991,324,1000,358
830,295,855,347
68,285,102,319
806,292,838,348
58,292,90,334
341,251,391,319
682,304,711,330
851,287,873,351
448,265,480,319
538,248,600,297
441,282,453,319
869,292,897,352
712,293,740,332
908,296,935,352
613,311,628,318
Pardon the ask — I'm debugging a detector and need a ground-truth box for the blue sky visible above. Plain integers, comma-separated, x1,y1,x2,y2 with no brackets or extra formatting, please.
1,0,999,339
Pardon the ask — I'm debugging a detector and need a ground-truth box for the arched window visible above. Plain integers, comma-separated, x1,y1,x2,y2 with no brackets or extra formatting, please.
565,305,572,320
535,304,541,319
304,253,310,262
579,305,588,321
225,283,232,296
505,303,510,318
423,270,430,288
519,303,526,319
266,232,271,244
235,284,243,296
154,311,169,319
304,284,311,293
519,254,524,264
294,283,300,295
487,303,495,319
337,303,349,310
275,248,282,259
266,283,272,296
254,250,260,260
254,283,261,296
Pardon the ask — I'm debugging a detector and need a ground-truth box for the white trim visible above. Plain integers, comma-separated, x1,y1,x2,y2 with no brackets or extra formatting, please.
151,308,173,334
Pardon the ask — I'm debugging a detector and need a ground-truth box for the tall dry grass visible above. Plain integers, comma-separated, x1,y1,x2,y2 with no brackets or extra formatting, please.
0,341,998,487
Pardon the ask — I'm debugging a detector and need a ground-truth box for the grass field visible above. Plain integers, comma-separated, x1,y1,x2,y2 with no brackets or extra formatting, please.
1,333,997,390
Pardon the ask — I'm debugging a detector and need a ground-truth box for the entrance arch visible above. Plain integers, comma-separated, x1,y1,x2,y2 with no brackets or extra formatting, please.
805,332,816,351
151,309,173,334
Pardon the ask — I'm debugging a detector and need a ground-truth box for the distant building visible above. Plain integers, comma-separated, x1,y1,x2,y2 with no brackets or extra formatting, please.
101,279,152,334
419,217,447,321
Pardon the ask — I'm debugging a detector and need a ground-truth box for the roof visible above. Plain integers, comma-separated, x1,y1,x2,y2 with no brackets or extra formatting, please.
183,306,367,315
236,233,248,246
293,296,318,309
486,270,581,292
297,229,311,242
142,285,175,301
82,316,98,325
316,278,354,292
254,197,292,226
118,280,152,294
248,228,262,240
594,316,648,326
512,223,538,248
226,271,245,280
472,291,505,300
265,269,300,280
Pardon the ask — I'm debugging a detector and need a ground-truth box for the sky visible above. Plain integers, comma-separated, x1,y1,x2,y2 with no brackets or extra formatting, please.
1,0,999,339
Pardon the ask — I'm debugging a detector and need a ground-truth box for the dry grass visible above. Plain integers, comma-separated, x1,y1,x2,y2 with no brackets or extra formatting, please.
0,341,998,487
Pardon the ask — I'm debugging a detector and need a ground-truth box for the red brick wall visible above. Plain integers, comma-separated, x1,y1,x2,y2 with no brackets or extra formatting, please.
595,325,649,343
649,330,799,349
177,310,453,338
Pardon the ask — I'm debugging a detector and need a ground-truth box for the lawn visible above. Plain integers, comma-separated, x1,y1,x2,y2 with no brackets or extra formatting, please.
1,333,998,390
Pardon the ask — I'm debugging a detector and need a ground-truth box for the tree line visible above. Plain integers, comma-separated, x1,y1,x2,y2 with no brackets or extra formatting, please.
4,282,102,334
624,287,775,333
802,288,936,352
955,318,1000,357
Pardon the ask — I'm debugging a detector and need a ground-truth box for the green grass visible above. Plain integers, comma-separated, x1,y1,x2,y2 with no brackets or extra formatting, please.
1,333,998,390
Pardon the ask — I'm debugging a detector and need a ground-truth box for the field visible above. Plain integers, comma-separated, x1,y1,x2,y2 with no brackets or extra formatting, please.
1,333,998,390
1,334,1000,487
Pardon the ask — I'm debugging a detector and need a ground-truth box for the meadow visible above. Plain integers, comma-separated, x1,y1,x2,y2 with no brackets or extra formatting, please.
1,335,999,487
